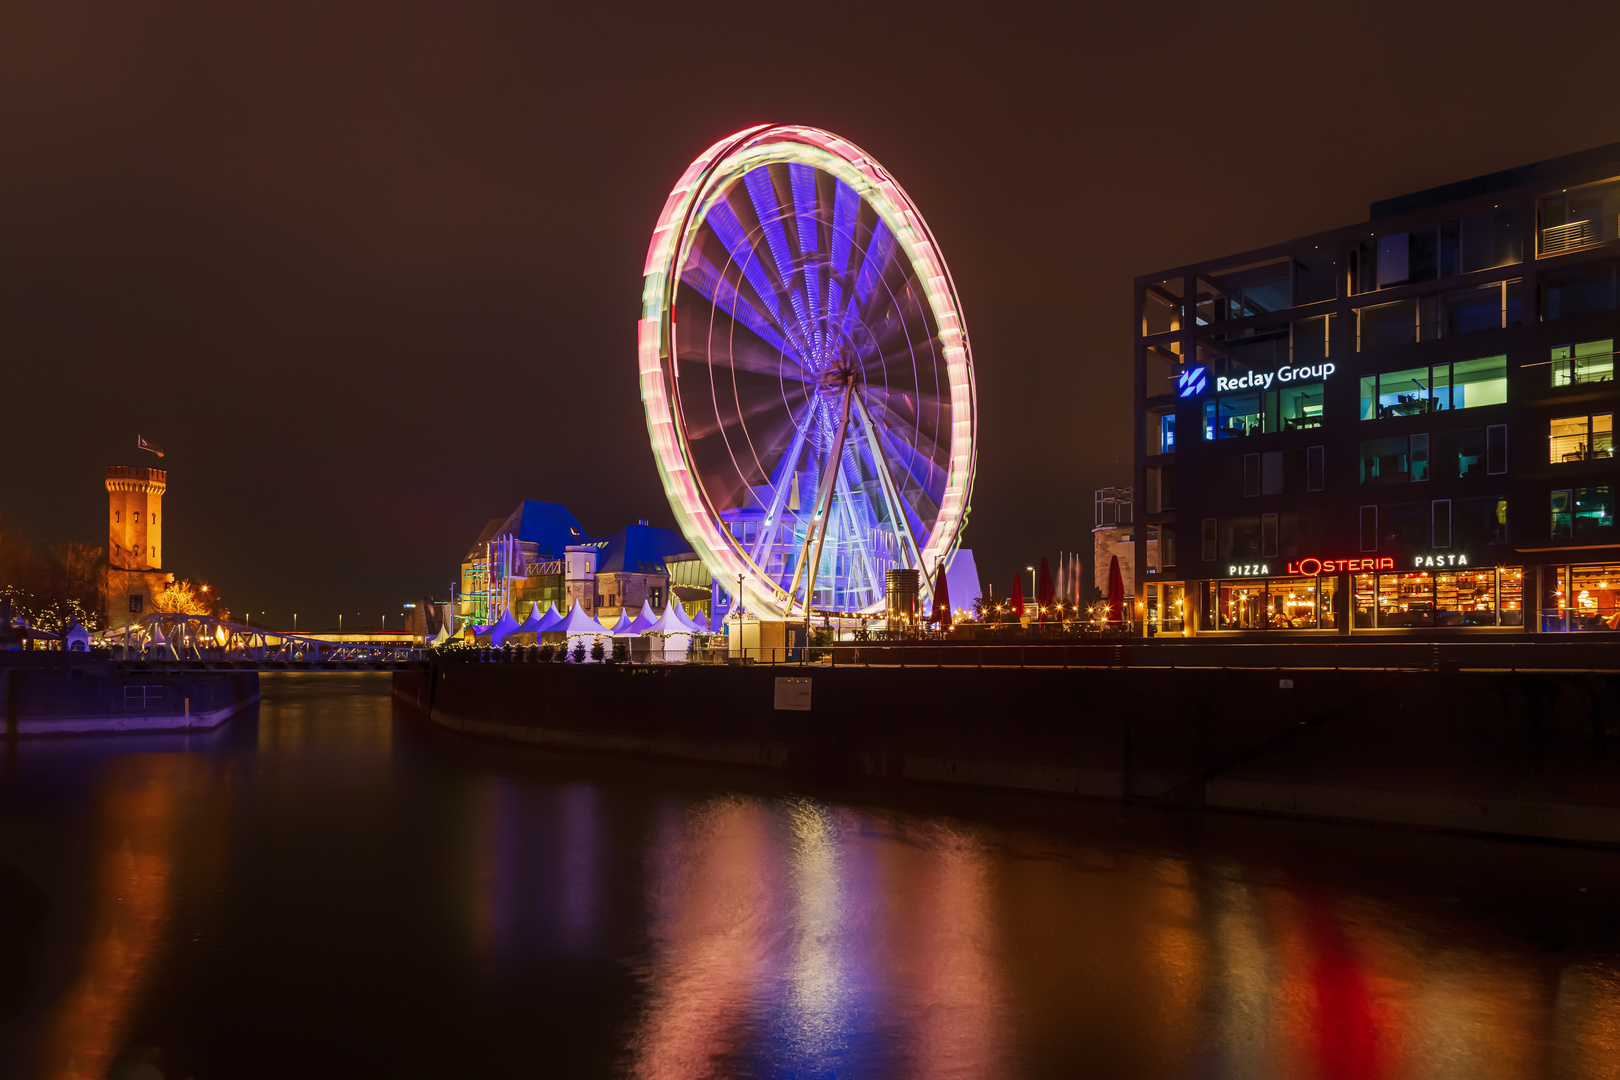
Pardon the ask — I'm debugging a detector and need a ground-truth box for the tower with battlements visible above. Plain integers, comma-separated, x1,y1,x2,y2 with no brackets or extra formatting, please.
103,466,173,630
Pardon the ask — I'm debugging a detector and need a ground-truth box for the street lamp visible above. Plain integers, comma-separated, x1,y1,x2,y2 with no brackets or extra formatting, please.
292,613,297,632
1025,566,1035,619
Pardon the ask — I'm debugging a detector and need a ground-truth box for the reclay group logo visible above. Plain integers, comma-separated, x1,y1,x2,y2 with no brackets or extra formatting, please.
1177,366,1207,398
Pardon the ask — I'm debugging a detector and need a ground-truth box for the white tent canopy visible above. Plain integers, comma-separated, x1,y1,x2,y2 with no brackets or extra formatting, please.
515,603,548,635
488,608,522,647
430,623,451,647
669,598,705,633
535,602,563,632
554,600,613,638
625,600,658,634
608,610,637,635
642,603,695,662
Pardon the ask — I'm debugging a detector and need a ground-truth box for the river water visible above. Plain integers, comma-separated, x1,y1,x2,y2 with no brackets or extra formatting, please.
2,672,1618,1078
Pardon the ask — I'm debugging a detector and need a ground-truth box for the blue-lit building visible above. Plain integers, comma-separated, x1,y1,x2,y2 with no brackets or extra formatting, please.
1135,141,1620,635
457,503,708,629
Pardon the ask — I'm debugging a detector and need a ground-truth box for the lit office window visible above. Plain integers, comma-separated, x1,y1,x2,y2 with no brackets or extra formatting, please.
1549,414,1613,463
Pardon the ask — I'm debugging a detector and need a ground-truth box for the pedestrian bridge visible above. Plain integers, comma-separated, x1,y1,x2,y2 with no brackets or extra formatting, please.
104,613,425,668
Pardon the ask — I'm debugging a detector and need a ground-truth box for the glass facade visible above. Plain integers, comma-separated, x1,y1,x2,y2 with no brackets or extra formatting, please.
1538,563,1620,631
1137,151,1620,641
1203,576,1338,630
1351,567,1522,628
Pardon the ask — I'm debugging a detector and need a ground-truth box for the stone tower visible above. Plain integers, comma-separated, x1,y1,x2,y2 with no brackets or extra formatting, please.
103,466,172,630
106,465,165,569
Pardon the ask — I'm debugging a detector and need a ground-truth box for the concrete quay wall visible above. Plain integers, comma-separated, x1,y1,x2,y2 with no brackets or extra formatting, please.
394,661,1620,845
2,661,260,735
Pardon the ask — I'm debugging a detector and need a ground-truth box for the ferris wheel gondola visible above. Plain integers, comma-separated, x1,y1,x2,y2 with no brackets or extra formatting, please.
639,125,976,621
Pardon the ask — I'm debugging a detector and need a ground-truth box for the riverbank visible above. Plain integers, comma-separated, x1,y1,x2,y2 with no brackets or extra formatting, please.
2,657,260,735
395,657,1620,846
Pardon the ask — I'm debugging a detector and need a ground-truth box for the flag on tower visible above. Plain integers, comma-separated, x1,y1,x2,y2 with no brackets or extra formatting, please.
137,435,165,458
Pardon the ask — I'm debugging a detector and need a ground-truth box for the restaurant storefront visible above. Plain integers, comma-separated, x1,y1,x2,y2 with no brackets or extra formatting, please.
1149,553,1533,635
1200,574,1340,630
1536,562,1620,631
1351,566,1523,628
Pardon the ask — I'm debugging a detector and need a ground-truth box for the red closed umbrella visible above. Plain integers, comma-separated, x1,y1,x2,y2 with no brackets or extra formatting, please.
930,562,952,626
1010,574,1025,619
1106,554,1125,623
1037,556,1055,620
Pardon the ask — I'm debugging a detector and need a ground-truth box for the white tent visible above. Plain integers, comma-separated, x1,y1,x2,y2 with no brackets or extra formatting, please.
429,623,452,647
608,610,638,635
534,602,564,632
515,603,548,636
670,597,706,634
555,601,613,637
488,608,522,648
553,601,614,662
625,599,658,634
471,623,492,645
642,603,695,662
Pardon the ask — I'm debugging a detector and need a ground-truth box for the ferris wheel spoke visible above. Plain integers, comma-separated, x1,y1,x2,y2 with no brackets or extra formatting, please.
865,404,948,505
831,464,884,607
850,392,926,582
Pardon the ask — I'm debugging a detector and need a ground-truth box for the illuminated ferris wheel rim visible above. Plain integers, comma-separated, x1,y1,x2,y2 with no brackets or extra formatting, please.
638,123,977,620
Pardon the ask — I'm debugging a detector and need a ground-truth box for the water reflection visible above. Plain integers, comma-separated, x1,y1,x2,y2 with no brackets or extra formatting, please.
35,754,225,1080
5,676,1620,1078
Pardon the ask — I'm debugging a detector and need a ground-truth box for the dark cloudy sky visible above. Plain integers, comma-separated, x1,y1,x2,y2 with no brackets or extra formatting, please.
5,0,1619,627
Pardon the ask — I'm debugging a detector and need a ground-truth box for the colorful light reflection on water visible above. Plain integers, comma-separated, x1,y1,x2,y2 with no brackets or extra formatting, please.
1,673,1618,1078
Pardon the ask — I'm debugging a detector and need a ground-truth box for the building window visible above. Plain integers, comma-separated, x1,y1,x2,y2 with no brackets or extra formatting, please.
1548,414,1610,463
1432,499,1452,548
132,511,140,523
1201,518,1217,562
1543,262,1618,321
1359,505,1377,551
1307,446,1325,491
1487,425,1507,474
1204,576,1339,631
1203,382,1325,440
1360,357,1507,419
129,595,143,613
1538,563,1620,631
1360,436,1414,484
1550,338,1615,386
1353,567,1520,628
1552,487,1616,541
1158,412,1175,454
151,513,156,525
114,510,120,523
1261,513,1278,557
1243,454,1260,497
1538,178,1620,256
1411,434,1430,481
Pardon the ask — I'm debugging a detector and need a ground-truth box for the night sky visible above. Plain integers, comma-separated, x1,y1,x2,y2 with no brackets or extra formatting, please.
5,1,1619,628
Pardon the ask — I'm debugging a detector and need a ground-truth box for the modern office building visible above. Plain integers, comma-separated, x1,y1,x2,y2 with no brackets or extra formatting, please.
1135,141,1620,636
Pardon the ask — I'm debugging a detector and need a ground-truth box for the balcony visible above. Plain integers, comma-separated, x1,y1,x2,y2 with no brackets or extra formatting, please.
1540,215,1620,257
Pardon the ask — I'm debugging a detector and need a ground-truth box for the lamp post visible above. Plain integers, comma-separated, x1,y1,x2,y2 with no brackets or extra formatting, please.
293,613,297,633
1026,566,1035,621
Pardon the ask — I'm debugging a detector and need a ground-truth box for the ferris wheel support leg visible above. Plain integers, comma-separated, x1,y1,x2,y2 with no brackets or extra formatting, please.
850,393,930,606
750,403,816,570
784,386,852,621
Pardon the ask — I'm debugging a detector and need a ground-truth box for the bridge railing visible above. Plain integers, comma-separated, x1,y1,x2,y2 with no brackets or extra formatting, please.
101,614,426,664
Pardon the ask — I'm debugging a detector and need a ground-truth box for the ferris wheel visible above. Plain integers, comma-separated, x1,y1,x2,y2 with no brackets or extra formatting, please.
639,124,976,621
